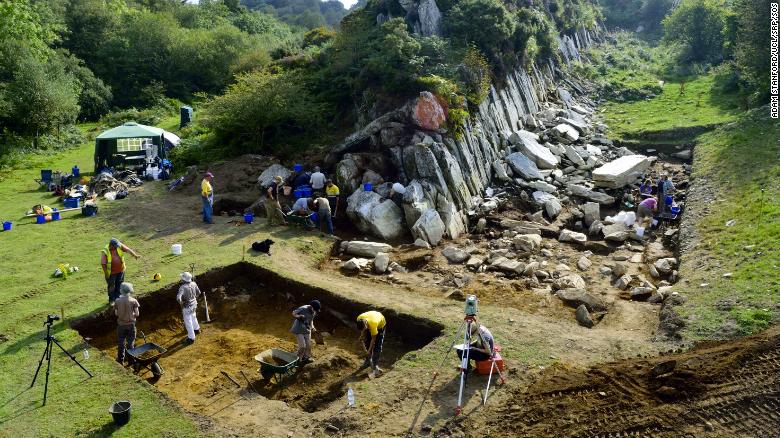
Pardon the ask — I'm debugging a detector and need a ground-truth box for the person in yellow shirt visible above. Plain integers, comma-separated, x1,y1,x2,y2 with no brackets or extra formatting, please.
201,172,214,224
32,204,54,222
356,310,386,377
325,179,340,218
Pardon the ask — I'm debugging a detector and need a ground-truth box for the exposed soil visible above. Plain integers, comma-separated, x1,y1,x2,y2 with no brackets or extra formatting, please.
444,324,780,437
72,262,441,420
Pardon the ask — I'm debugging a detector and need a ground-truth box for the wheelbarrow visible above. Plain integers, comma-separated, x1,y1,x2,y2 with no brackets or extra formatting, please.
126,332,166,377
284,212,315,228
254,349,299,383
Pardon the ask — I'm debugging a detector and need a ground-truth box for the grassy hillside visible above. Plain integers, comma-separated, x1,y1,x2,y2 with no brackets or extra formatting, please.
0,131,332,436
678,110,780,338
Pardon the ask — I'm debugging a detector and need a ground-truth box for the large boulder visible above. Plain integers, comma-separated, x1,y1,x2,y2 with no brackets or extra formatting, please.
492,160,511,182
442,246,469,264
412,91,446,130
346,188,382,233
402,180,434,226
342,258,370,272
592,155,651,188
564,144,586,167
508,130,559,169
566,184,616,205
544,196,562,219
506,152,542,180
559,229,587,244
374,252,390,273
576,304,595,328
654,257,678,274
513,234,542,253
336,156,361,194
552,124,579,143
343,241,393,258
417,0,442,36
368,200,406,241
582,202,600,226
257,164,291,188
556,288,608,312
411,209,446,246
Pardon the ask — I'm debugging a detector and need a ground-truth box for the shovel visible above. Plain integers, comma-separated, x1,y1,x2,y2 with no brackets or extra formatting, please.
190,263,213,323
312,329,325,345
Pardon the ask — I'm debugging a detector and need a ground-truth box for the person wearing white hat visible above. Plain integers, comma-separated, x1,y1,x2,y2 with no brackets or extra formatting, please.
177,272,202,344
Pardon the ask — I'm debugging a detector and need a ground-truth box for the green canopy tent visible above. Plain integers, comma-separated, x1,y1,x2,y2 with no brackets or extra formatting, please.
94,122,168,172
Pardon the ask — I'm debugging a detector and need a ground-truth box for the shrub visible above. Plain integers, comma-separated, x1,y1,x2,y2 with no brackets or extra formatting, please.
444,0,515,62
457,45,492,105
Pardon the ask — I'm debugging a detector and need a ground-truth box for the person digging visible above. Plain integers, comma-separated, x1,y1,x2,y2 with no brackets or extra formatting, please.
115,282,140,364
290,300,321,364
177,272,202,345
100,238,140,305
357,310,386,378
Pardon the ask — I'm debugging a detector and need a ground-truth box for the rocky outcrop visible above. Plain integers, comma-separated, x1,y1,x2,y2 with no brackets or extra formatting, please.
334,28,602,242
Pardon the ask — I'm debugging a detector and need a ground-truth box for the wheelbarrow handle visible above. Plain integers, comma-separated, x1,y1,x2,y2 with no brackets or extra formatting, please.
138,331,147,344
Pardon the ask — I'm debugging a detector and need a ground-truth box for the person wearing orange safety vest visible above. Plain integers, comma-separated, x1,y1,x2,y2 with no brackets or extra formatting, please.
100,238,139,305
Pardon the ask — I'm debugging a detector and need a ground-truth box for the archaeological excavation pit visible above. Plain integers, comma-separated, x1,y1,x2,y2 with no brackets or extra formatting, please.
72,262,442,414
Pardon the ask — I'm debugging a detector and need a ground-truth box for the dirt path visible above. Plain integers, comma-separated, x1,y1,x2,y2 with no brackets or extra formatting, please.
442,324,780,437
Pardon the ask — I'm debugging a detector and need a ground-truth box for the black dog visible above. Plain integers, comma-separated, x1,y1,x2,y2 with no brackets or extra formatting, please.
251,239,275,255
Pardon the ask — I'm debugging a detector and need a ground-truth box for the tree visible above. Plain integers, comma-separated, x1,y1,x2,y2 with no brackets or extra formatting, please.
662,0,728,63
203,70,326,152
732,0,771,101
444,0,515,62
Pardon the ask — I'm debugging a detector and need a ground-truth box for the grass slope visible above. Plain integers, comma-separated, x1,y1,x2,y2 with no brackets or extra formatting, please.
604,74,741,140
0,131,331,436
678,110,780,338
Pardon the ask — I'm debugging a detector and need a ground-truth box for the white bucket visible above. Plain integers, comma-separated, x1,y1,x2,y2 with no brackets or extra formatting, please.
635,226,645,238
171,244,182,255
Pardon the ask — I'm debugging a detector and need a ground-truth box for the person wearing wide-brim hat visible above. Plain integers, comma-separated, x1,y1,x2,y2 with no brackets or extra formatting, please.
201,171,215,224
177,272,202,344
115,283,140,364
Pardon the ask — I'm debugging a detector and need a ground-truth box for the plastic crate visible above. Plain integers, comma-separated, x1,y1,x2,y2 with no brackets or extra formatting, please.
64,197,80,209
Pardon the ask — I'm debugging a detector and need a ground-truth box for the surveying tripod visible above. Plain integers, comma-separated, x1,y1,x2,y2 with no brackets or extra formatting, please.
407,295,506,435
30,315,93,406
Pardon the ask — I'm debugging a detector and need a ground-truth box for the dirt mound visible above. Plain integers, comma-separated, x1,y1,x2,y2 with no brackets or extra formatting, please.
178,154,278,198
444,325,780,437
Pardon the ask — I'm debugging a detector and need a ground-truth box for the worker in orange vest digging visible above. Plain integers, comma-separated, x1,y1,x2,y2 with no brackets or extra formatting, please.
357,310,386,378
100,238,140,305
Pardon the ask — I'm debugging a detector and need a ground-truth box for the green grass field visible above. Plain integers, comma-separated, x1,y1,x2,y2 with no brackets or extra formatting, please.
604,74,741,139
677,110,780,338
0,129,332,436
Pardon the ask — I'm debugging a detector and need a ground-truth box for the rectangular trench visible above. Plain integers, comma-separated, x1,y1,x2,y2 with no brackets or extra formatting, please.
71,262,443,414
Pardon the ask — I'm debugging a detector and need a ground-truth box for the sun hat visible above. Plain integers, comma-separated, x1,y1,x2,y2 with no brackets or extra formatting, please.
181,272,193,282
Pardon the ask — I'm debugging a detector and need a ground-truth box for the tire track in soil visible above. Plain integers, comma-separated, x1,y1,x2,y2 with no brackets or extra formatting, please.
441,326,780,437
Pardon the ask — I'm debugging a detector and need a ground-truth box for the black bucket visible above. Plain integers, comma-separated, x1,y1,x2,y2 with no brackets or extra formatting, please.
109,401,131,426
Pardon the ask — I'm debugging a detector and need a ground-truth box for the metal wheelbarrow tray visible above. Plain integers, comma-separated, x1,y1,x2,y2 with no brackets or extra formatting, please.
254,348,299,383
127,342,166,377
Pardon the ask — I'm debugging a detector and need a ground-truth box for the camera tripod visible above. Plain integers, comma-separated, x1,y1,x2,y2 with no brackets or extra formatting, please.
30,316,93,406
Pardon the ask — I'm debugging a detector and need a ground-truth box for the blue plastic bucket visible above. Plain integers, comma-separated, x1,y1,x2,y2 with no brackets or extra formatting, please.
2,221,11,231
294,189,303,199
670,206,681,214
64,198,80,209
363,183,373,192
301,186,313,197
244,213,254,224
311,212,319,223
665,195,673,206
293,164,303,172
52,209,60,221
36,215,46,224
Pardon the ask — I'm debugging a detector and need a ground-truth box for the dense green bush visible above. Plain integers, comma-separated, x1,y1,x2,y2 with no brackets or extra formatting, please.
202,70,327,153
444,0,515,63
662,0,730,64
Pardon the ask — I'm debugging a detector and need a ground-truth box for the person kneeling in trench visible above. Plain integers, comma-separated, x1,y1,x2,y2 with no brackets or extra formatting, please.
177,272,202,345
290,300,321,364
357,310,386,378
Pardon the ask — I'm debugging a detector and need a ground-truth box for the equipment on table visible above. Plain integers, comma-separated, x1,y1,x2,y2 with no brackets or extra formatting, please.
109,401,131,426
126,331,166,377
255,349,299,383
30,314,93,405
